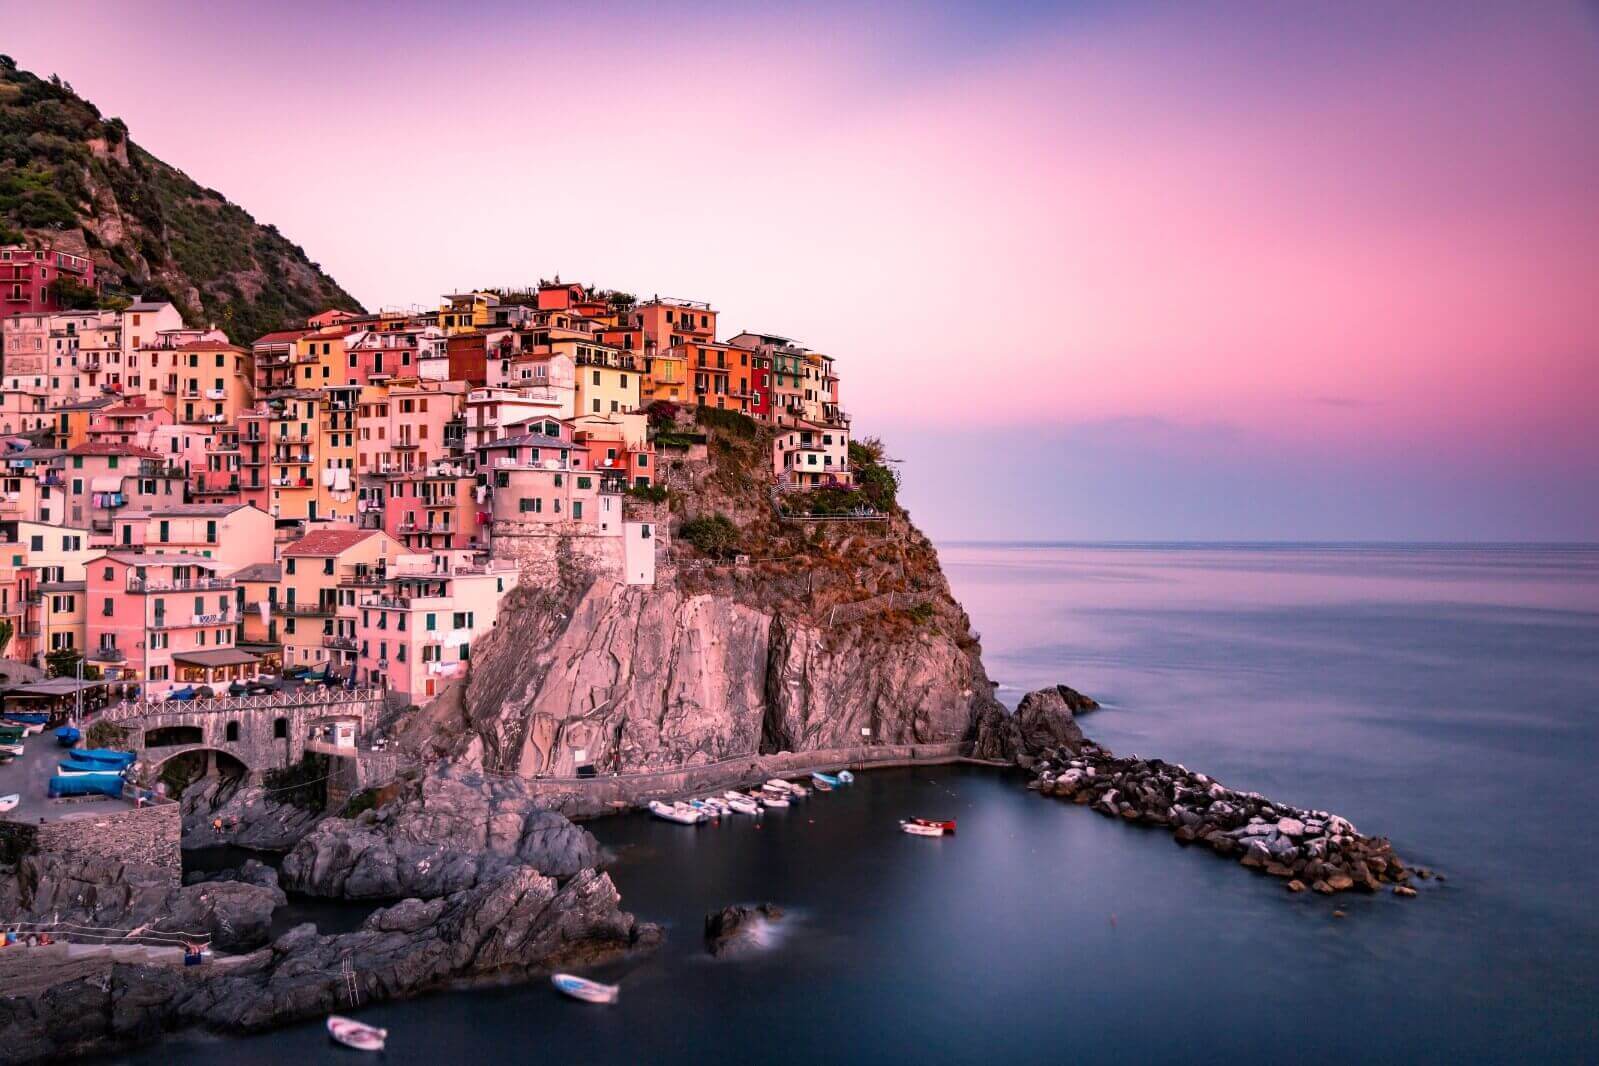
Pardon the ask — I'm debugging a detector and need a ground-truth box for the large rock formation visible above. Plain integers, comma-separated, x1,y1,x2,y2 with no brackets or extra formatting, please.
181,776,325,853
281,766,604,898
435,556,998,777
0,854,283,952
0,865,657,1063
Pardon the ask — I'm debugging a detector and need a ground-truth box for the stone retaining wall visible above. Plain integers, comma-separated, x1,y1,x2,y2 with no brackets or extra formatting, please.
0,803,181,884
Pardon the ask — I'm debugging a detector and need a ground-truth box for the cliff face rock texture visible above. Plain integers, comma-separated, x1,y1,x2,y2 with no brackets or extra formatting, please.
181,776,325,853
281,766,604,898
445,564,996,776
0,853,283,952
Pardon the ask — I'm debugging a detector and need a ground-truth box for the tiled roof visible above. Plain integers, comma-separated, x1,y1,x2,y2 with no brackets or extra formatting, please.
228,562,281,583
146,503,251,517
253,330,309,345
282,529,376,557
479,432,571,450
65,442,161,458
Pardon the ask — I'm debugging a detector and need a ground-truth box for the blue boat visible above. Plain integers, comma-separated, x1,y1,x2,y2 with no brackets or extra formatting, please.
58,759,120,776
4,712,48,725
812,771,841,787
167,687,196,701
48,772,125,798
54,726,81,748
70,748,136,768
837,770,855,784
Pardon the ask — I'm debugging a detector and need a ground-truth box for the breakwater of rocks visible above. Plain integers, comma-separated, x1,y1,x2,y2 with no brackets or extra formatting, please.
973,684,1432,897
1027,740,1430,896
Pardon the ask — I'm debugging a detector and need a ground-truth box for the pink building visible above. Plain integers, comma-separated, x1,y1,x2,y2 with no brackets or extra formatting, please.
85,398,173,449
383,468,483,552
85,553,247,697
355,555,520,703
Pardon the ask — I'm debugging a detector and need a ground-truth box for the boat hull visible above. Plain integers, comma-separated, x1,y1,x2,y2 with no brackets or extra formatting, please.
552,973,619,1004
327,1015,386,1051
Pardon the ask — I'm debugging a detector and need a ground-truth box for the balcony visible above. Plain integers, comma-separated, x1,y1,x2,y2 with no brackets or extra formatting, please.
151,609,234,629
280,602,336,618
127,576,234,593
86,646,125,663
324,634,358,651
205,388,227,400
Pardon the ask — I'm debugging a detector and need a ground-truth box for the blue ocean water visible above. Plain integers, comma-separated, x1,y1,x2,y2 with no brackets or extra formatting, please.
140,543,1599,1064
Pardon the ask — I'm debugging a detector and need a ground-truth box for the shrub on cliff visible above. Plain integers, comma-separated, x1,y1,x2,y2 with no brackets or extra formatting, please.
680,512,741,557
695,405,757,438
851,437,901,512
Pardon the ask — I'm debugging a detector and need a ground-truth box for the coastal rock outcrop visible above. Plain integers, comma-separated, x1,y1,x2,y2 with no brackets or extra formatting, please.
1007,686,1417,896
0,865,658,1063
181,775,325,852
704,902,784,956
0,853,283,952
281,766,604,898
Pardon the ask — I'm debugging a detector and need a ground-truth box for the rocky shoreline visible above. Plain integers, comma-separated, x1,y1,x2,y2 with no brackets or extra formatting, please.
0,768,660,1064
979,685,1428,897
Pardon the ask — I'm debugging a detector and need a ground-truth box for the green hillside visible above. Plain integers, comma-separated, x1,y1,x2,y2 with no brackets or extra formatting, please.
0,56,363,341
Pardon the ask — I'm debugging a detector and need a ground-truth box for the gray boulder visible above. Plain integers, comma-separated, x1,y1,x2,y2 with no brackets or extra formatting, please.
181,776,325,853
280,766,603,899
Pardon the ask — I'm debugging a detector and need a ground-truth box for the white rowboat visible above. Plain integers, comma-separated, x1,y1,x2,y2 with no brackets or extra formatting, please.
0,794,18,812
901,822,945,837
648,800,702,825
552,973,619,1004
327,1015,387,1051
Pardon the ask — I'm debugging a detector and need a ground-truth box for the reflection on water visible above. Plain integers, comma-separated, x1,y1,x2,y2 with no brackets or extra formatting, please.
139,545,1599,1065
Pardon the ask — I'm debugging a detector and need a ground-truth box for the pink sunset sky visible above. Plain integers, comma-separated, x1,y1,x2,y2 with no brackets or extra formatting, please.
8,1,1597,539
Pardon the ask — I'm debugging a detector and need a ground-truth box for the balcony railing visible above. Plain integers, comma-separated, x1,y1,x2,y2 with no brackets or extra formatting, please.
87,646,126,663
280,602,336,617
128,576,233,593
151,609,235,629
324,634,358,651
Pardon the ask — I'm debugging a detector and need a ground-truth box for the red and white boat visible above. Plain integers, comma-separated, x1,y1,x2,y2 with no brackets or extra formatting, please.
327,1014,387,1051
901,821,944,837
911,818,957,833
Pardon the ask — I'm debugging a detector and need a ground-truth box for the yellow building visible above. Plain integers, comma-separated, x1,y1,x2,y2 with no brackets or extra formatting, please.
643,347,688,405
292,330,352,388
438,293,498,334
267,388,360,523
279,528,404,672
563,340,641,417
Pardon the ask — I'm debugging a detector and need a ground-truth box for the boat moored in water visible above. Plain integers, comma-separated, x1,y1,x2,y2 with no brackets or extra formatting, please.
759,791,790,808
552,973,620,1004
0,794,17,812
901,821,946,837
648,800,703,825
812,771,841,787
837,770,855,783
909,818,957,833
326,1014,387,1051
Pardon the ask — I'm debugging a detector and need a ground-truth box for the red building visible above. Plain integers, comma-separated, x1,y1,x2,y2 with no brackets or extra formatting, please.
446,332,488,386
2,244,96,316
750,358,772,418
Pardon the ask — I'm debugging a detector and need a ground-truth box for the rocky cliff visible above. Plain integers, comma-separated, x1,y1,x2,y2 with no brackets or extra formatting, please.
414,412,1002,776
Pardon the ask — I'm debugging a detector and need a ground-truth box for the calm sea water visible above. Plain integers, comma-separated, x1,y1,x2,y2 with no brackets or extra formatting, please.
137,544,1599,1064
